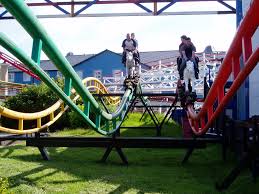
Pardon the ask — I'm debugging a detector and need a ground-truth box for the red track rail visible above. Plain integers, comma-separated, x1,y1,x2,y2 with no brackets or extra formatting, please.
186,0,259,135
0,51,40,80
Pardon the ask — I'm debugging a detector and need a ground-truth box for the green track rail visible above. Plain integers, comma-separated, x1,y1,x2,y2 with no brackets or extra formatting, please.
0,0,135,135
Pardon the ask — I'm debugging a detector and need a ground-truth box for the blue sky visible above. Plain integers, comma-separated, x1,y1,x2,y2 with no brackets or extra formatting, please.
0,1,237,59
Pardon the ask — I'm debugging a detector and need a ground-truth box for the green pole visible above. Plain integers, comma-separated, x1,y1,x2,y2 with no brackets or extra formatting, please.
31,38,42,84
31,38,42,65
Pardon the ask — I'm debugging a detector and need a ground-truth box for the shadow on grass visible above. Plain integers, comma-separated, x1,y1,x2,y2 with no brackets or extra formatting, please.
0,145,27,158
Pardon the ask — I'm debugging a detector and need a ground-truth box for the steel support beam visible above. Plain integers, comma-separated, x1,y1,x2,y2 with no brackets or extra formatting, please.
44,0,70,14
26,136,210,148
0,0,236,19
217,0,236,12
157,0,177,15
74,0,98,16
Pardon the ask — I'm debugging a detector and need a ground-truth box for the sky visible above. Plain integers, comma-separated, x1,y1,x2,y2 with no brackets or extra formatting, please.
0,1,237,60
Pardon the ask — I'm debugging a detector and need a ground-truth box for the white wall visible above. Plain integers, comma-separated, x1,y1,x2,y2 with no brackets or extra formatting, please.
243,0,259,116
0,63,9,82
0,63,9,96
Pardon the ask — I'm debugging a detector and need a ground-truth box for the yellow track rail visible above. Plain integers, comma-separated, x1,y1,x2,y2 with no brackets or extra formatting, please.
0,80,26,87
81,77,120,106
0,77,120,134
0,80,26,99
0,80,26,92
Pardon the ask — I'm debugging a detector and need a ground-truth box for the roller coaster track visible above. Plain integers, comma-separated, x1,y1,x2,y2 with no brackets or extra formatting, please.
0,50,40,80
0,0,131,136
186,0,259,135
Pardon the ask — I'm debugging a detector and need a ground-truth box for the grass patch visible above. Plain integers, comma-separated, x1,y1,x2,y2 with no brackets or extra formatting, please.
0,113,258,193
54,113,182,137
0,144,258,194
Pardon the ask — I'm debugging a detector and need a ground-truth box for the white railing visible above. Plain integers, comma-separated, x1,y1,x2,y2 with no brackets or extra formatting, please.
103,61,220,94
103,52,224,94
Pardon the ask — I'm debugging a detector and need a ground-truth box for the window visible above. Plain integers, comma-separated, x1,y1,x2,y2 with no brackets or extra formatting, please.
76,70,83,79
23,72,31,82
8,73,14,82
113,70,122,77
94,70,102,79
113,70,122,82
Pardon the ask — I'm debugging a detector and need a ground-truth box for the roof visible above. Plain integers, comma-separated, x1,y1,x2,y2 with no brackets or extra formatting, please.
139,50,179,67
8,53,94,72
8,49,123,72
40,53,94,71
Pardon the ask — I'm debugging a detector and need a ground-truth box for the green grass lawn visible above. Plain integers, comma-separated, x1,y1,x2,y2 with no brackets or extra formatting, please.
0,113,258,194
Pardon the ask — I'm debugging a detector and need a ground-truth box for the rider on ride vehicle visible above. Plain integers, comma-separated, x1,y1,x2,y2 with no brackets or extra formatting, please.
178,36,199,80
131,33,140,63
177,35,187,79
121,33,138,65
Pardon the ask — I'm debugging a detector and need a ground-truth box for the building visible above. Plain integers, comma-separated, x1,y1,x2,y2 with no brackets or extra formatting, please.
7,49,178,84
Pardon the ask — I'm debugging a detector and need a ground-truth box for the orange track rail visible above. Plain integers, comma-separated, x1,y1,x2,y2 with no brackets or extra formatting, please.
187,0,259,135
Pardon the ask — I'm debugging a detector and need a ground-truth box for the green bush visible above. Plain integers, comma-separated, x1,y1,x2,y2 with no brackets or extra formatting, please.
0,177,9,194
68,104,89,129
4,83,58,112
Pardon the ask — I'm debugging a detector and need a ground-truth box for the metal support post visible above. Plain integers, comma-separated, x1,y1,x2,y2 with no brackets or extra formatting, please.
35,132,50,160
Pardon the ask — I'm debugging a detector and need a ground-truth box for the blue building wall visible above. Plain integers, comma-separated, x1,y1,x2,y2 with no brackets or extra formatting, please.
73,50,125,80
12,70,58,84
13,72,25,84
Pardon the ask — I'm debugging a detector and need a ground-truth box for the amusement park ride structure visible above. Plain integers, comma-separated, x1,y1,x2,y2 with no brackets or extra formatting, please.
0,0,258,191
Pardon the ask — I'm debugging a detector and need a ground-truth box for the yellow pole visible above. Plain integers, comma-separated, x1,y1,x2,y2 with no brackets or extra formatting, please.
18,119,23,130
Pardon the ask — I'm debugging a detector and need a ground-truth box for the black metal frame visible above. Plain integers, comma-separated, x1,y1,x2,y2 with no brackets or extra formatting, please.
95,92,179,137
96,92,179,163
35,132,50,160
26,136,214,148
21,92,214,165
25,136,213,164
216,116,259,191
